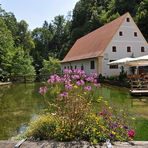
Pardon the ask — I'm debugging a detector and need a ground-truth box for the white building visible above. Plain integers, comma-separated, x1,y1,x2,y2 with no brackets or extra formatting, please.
61,12,148,77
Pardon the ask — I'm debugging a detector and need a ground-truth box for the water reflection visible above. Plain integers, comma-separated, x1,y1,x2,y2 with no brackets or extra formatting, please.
0,83,147,140
0,83,44,139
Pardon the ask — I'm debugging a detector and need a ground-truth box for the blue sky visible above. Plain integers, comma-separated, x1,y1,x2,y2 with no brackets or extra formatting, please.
0,0,79,30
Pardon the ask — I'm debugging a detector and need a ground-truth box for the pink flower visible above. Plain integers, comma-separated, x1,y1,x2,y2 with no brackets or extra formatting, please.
76,80,85,86
60,92,68,97
65,83,73,90
76,81,81,86
85,76,94,82
84,86,92,91
64,69,72,74
99,112,103,116
94,83,101,87
39,86,47,95
128,129,135,138
71,75,80,80
47,74,61,83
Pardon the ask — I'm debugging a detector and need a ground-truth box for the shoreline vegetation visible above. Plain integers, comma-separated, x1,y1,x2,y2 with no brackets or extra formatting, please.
22,69,136,145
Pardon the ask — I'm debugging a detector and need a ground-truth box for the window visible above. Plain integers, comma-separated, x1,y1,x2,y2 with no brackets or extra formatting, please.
68,66,69,69
119,31,123,36
70,66,73,69
90,61,95,69
126,17,130,22
75,65,77,69
109,60,118,69
141,47,145,52
127,46,131,52
112,46,116,52
81,65,84,70
64,66,66,69
134,32,137,37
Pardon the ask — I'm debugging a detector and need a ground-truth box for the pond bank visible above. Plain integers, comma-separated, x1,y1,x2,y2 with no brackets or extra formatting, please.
0,140,148,148
0,82,12,86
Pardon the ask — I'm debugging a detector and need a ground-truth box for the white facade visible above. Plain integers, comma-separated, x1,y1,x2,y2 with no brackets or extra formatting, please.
61,58,97,75
62,14,148,77
102,14,148,77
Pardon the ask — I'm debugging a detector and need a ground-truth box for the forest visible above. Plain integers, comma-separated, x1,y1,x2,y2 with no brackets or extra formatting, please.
0,0,148,78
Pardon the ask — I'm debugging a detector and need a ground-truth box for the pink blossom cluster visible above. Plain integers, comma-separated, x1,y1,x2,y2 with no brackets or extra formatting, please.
128,129,135,138
39,86,47,95
47,74,61,83
60,92,68,97
84,86,92,91
39,69,100,96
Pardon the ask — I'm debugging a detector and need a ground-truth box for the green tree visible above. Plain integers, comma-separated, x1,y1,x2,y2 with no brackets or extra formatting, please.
11,47,35,76
136,0,148,41
71,0,109,44
0,17,14,76
109,0,141,16
16,20,35,51
52,15,71,59
31,22,54,73
40,56,61,76
0,11,18,42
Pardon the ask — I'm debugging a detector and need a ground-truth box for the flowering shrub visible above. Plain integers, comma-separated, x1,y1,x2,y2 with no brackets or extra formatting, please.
26,69,135,143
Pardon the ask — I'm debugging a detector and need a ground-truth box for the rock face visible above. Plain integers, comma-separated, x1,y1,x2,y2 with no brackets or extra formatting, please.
0,140,148,148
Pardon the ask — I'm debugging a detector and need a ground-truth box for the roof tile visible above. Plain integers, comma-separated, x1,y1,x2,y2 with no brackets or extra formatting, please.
62,13,128,63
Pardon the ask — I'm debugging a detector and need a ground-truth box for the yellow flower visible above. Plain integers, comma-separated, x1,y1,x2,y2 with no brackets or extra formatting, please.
74,85,78,89
132,117,136,120
112,131,116,135
84,92,87,95
93,128,96,132
104,100,108,105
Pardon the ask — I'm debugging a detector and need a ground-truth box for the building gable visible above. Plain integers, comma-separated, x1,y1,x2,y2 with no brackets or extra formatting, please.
101,13,148,76
62,13,129,63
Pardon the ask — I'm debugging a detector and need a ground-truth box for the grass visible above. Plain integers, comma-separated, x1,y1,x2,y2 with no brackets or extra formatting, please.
134,117,148,141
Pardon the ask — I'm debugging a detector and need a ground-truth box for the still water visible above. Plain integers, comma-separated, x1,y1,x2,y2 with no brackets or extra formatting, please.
0,83,148,140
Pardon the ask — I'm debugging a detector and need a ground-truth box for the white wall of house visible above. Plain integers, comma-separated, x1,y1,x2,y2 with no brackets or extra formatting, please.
102,14,148,77
61,58,97,75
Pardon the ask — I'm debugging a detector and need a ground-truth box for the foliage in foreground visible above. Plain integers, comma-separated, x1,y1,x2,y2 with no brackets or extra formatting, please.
26,69,135,143
40,56,61,76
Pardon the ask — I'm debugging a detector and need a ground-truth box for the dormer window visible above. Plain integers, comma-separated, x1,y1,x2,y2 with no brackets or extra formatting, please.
127,46,131,52
75,65,77,69
112,46,116,52
134,32,137,37
126,17,130,22
119,31,123,36
141,47,145,52
81,65,84,70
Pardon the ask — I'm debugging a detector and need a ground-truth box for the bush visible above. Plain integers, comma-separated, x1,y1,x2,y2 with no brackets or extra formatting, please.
26,69,135,143
26,114,57,140
40,56,61,76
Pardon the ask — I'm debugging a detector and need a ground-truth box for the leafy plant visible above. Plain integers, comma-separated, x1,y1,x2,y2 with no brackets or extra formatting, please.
26,69,135,143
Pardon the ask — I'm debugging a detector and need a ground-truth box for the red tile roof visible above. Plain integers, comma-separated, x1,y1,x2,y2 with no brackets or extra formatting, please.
61,13,129,63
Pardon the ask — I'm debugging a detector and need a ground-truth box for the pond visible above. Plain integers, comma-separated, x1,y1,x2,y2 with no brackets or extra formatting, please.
0,83,148,140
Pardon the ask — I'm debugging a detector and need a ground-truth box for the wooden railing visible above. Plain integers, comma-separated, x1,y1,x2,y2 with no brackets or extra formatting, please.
128,74,148,90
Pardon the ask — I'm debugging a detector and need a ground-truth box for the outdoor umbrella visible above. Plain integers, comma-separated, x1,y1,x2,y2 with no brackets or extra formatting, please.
108,57,134,65
126,55,148,66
